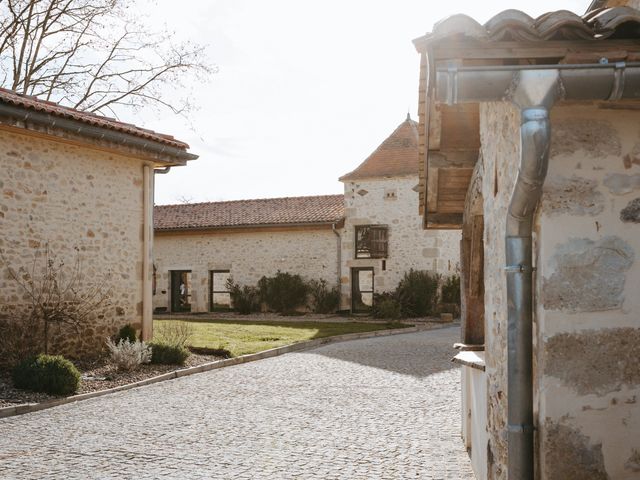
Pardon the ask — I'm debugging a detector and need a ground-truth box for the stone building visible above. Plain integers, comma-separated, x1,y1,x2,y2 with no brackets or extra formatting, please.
414,4,640,480
153,115,460,313
0,88,195,356
153,195,345,313
338,114,460,311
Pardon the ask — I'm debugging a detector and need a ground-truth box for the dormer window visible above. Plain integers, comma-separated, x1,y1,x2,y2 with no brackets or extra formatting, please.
355,225,388,259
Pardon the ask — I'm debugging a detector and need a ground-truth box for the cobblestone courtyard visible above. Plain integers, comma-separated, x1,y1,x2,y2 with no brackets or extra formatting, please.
0,326,473,479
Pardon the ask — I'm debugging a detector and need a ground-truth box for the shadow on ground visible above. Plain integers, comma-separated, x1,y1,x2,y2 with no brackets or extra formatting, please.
307,325,460,379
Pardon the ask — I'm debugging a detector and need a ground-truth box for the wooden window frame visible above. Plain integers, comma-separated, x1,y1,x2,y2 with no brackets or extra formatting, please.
355,225,388,259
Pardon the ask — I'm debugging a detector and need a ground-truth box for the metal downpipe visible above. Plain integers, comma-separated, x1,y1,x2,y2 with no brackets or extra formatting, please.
506,107,551,480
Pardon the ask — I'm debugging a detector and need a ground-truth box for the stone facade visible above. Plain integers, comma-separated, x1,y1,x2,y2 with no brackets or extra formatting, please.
0,128,148,357
153,227,340,312
340,175,460,310
479,103,640,479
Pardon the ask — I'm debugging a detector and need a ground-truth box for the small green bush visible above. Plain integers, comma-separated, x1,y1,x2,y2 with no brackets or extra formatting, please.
372,293,402,319
115,324,137,343
12,354,80,395
441,275,461,305
308,279,340,313
396,269,440,317
258,271,309,314
226,277,260,314
149,342,190,365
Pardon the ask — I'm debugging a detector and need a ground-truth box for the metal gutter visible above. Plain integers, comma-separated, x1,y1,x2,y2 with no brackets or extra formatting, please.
332,222,342,287
433,61,640,479
0,102,198,163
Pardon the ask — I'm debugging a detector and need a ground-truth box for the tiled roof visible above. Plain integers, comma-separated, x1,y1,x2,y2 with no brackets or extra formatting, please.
0,88,190,150
415,6,640,47
155,194,345,231
340,115,419,181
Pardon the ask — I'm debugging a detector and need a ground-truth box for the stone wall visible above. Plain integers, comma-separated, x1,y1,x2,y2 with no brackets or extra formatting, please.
0,128,146,357
480,103,640,479
340,175,460,310
153,228,340,312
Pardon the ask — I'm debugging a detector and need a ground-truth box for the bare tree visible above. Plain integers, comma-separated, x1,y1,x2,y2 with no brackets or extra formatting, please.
0,244,112,355
0,0,212,117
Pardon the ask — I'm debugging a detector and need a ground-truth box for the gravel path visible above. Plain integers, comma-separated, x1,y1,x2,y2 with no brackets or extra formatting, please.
0,326,473,479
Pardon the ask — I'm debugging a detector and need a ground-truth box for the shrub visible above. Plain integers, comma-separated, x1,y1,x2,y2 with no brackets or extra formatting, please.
115,324,137,344
149,342,190,365
154,320,194,348
0,310,43,368
441,275,461,306
308,279,340,313
395,269,440,318
105,338,151,371
258,271,309,314
12,354,81,395
372,292,402,319
226,278,260,314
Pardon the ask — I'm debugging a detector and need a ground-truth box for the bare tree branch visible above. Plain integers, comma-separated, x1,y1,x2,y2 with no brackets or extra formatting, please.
0,0,213,117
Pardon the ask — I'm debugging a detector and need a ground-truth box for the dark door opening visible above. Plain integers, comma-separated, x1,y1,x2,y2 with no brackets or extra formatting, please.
351,267,374,313
170,270,192,313
209,270,231,311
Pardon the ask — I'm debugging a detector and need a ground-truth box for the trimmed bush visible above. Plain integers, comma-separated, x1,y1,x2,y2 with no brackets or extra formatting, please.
12,354,81,395
150,342,190,365
226,278,260,314
441,275,461,305
258,271,309,314
308,279,340,313
372,292,402,319
116,324,137,344
396,269,440,318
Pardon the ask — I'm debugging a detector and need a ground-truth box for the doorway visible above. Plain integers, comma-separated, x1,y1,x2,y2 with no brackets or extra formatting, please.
209,270,231,311
351,267,374,313
170,270,192,313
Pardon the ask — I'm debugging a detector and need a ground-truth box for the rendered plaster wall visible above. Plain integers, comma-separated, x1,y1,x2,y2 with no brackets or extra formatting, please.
153,228,340,312
340,176,460,310
480,103,640,480
0,129,146,357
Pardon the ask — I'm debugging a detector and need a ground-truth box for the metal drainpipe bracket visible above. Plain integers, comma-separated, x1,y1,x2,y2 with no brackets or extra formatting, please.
608,61,626,101
504,265,534,273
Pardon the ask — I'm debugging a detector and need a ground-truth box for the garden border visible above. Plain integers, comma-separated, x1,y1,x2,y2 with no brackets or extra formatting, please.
0,322,456,419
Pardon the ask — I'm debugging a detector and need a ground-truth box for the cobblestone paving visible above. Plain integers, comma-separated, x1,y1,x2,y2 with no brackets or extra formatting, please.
0,326,474,479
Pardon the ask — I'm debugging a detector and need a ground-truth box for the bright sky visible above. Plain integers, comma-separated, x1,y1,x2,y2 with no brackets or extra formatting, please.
140,0,588,205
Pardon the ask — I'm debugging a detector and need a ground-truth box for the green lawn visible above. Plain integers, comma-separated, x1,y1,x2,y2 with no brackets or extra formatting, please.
154,319,410,357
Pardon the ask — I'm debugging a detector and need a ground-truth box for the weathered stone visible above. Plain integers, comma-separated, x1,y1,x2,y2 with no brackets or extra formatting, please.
543,236,634,312
550,118,621,158
542,176,604,216
626,449,640,473
0,129,144,357
545,327,640,395
603,173,640,195
543,421,609,480
620,198,640,223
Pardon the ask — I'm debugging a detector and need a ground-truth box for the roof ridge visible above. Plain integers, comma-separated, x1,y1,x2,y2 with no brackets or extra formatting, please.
156,193,345,208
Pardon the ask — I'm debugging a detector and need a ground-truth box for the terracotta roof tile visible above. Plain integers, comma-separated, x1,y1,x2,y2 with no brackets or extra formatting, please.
0,88,190,150
414,7,640,48
340,115,418,181
155,194,345,231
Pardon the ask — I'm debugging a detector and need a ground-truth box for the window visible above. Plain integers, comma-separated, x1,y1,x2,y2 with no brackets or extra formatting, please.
209,270,231,311
355,225,388,259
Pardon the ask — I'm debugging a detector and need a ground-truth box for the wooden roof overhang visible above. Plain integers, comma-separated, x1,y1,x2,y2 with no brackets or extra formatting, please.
413,7,640,229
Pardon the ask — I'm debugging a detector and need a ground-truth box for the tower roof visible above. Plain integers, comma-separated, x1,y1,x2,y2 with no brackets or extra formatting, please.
339,115,419,182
